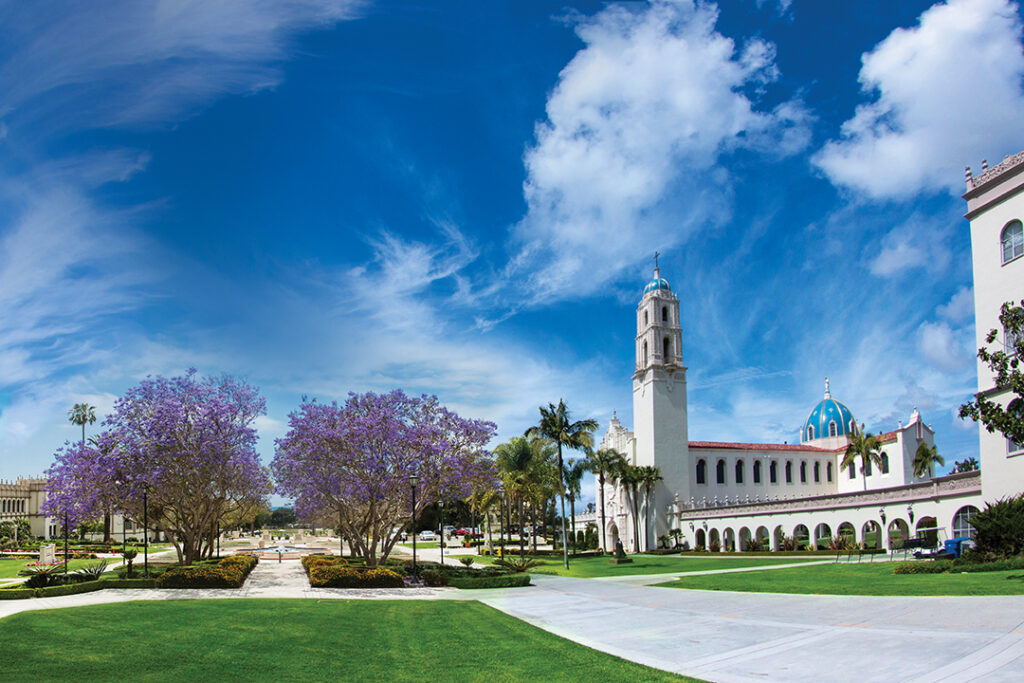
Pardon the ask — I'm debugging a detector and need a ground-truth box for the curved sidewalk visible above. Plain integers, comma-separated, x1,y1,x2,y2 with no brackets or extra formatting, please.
478,574,1024,683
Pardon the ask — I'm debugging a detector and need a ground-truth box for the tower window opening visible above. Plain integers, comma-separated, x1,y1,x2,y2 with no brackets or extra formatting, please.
644,311,649,326
663,337,670,359
1002,220,1023,264
643,341,648,366
662,306,668,322
828,421,837,437
807,425,815,440
696,459,706,485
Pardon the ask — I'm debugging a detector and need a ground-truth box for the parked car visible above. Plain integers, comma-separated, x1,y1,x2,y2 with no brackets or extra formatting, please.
441,525,456,537
419,530,436,541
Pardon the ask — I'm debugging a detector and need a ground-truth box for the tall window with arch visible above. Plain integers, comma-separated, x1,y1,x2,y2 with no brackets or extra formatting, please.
814,461,820,483
828,421,837,437
881,453,890,474
716,459,726,485
785,461,793,484
807,424,815,440
753,460,762,484
827,461,833,482
643,341,648,366
799,461,807,483
662,306,668,322
696,459,706,485
663,337,671,359
735,460,744,484
769,460,778,484
644,310,649,327
848,462,856,479
1002,219,1023,263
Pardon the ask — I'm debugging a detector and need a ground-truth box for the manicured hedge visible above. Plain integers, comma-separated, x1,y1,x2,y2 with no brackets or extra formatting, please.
301,554,347,572
308,565,404,588
893,556,1024,575
0,587,36,600
447,574,531,589
155,555,258,589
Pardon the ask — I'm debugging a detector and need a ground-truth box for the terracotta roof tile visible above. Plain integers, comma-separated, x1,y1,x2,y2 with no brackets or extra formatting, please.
688,441,833,453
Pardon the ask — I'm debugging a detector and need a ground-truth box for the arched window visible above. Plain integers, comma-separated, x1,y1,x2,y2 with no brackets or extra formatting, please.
753,460,762,484
828,421,837,437
785,461,793,484
769,460,778,484
735,460,744,484
696,459,706,485
643,341,648,366
827,462,833,482
952,505,981,538
807,424,815,440
662,306,668,322
644,310,649,326
865,458,873,476
716,459,726,484
663,337,671,359
881,453,890,474
1002,220,1023,264
799,461,807,483
848,462,856,479
814,461,821,483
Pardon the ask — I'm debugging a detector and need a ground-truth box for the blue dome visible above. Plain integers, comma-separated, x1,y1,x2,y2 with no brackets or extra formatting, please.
643,277,670,295
803,394,855,442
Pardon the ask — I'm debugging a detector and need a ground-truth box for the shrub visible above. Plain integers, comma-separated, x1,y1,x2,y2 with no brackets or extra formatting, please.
494,557,541,572
72,560,110,582
893,561,954,574
458,556,475,567
308,565,404,588
708,539,722,553
18,564,68,588
448,573,531,589
155,555,258,589
971,495,1024,558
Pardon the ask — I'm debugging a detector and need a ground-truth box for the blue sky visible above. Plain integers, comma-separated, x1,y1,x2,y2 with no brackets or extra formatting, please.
3,0,1023,499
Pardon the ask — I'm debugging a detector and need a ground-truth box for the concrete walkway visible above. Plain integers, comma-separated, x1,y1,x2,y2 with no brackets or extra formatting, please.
477,574,1024,683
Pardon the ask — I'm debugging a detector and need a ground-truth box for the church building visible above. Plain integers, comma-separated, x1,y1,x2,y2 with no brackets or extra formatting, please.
597,149,1024,554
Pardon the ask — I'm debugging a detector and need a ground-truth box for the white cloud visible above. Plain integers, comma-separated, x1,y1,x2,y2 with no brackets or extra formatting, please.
814,0,1024,198
513,0,810,302
938,286,975,322
867,213,952,277
918,320,972,372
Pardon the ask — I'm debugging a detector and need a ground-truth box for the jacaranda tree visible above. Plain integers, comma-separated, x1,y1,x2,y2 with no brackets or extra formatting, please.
44,370,272,565
272,390,496,567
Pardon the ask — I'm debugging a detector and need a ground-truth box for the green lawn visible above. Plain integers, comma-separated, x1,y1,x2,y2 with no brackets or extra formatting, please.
454,553,826,578
0,557,103,579
657,562,1024,596
399,541,441,549
0,599,695,682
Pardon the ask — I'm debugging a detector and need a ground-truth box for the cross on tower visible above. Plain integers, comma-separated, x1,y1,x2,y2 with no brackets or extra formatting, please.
654,251,660,270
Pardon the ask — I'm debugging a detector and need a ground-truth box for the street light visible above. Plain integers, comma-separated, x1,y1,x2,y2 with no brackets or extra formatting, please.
907,504,915,524
879,507,887,526
439,499,445,566
409,473,419,585
142,484,149,578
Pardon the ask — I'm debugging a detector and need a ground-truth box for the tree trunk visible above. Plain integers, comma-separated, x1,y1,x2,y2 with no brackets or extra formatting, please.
557,444,569,570
531,504,537,552
570,497,576,555
599,472,607,552
517,496,525,560
103,511,112,544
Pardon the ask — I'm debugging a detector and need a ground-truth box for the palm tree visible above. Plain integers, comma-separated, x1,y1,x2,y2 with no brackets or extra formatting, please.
614,462,643,553
587,448,626,553
495,437,535,560
68,403,104,541
563,458,588,555
841,424,882,491
638,465,663,552
525,400,598,570
913,441,945,479
954,456,980,473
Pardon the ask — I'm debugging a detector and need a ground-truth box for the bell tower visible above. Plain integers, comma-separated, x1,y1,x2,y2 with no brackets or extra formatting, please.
632,257,689,546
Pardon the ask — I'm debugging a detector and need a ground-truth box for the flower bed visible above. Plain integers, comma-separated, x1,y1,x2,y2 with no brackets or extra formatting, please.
308,565,405,588
155,555,258,589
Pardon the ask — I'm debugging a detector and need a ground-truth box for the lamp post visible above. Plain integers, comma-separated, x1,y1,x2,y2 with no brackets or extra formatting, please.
907,504,915,525
142,485,149,578
439,499,445,566
499,488,506,559
63,512,69,574
409,473,419,584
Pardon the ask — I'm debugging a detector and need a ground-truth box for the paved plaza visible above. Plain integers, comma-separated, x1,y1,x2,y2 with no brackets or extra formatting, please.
3,557,1023,682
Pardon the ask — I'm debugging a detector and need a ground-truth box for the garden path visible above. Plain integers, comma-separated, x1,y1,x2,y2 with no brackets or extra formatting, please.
478,574,1024,683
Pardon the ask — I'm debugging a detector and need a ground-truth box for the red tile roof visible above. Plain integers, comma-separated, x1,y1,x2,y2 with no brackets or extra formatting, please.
688,441,833,453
